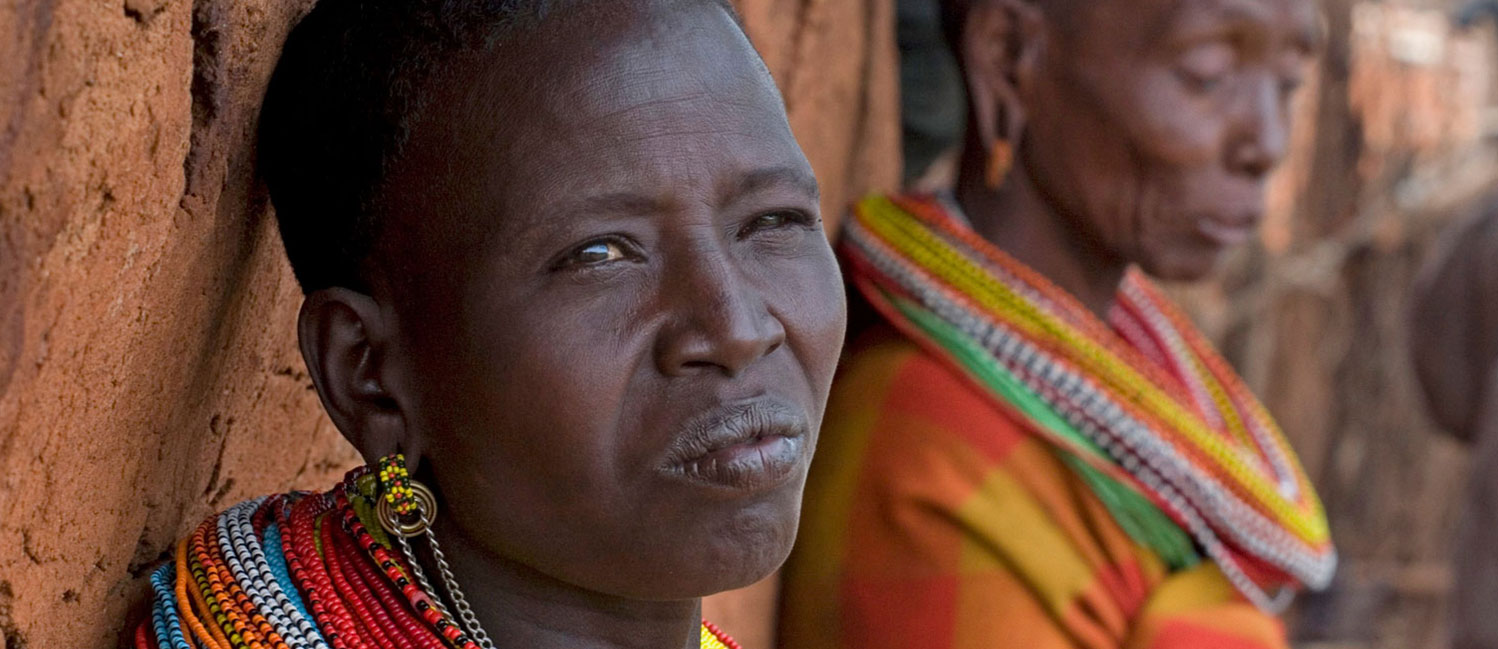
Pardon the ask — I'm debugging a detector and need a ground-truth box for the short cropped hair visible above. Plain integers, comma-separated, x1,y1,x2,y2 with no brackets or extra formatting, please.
259,0,738,294
937,0,1077,52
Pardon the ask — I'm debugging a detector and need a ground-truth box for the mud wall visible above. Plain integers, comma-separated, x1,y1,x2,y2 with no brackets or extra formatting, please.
0,2,899,648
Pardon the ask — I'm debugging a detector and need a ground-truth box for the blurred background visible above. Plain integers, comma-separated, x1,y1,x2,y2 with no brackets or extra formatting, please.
2,0,1497,647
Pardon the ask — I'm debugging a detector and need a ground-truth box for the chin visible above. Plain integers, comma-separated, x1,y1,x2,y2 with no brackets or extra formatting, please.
1137,249,1226,283
672,498,802,598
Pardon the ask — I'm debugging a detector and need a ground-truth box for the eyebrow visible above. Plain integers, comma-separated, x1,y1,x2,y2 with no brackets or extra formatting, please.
717,165,821,208
575,191,674,219
1199,0,1274,24
1182,0,1325,53
560,166,820,225
1292,10,1326,54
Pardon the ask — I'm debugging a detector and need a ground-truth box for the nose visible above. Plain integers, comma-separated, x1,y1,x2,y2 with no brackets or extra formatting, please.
654,255,786,378
1227,74,1292,179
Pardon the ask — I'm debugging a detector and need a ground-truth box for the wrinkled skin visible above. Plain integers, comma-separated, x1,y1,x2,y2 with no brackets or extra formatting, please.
954,0,1321,315
295,2,847,648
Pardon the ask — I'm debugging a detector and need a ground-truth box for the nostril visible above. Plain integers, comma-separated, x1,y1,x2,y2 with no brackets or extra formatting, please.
1243,158,1273,180
1231,143,1277,180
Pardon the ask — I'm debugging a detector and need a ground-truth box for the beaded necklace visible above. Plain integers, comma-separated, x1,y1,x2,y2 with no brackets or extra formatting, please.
137,468,741,649
841,194,1336,612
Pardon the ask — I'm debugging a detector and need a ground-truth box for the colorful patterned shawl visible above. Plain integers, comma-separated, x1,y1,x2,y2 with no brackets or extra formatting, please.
843,194,1335,606
779,194,1333,649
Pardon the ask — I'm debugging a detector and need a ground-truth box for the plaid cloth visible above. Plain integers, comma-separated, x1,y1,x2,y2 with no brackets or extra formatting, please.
779,324,1290,649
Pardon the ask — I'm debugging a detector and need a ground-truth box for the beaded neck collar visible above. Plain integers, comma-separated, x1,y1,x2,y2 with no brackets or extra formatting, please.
840,193,1335,611
137,467,743,649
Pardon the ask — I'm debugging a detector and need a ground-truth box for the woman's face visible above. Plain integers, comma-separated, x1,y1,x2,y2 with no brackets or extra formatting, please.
372,2,846,599
1015,0,1320,280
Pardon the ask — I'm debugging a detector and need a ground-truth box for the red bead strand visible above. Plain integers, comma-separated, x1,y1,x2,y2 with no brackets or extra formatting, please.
286,496,370,649
702,619,743,649
334,514,446,649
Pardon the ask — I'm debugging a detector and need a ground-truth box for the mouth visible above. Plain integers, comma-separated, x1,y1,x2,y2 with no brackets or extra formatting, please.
1195,210,1262,248
659,397,810,493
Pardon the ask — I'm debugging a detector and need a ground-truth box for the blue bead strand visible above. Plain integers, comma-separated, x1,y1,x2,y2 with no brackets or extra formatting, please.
264,522,312,621
150,562,196,649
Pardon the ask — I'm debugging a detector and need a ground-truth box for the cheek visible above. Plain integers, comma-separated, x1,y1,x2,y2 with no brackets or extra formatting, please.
1128,72,1228,165
765,245,847,406
1079,74,1232,261
416,294,653,517
1025,86,1151,254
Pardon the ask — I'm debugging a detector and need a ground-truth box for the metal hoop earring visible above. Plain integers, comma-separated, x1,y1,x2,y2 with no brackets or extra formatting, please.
376,453,437,537
373,453,496,648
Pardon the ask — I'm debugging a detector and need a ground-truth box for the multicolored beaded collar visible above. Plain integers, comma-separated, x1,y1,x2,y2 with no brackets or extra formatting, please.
841,194,1336,612
135,467,742,649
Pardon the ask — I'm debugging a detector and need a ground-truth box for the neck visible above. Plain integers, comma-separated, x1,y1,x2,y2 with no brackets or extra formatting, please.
424,515,704,649
952,142,1126,319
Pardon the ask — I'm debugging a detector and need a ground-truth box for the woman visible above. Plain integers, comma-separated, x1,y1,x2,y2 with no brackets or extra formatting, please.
780,0,1333,647
137,1,847,648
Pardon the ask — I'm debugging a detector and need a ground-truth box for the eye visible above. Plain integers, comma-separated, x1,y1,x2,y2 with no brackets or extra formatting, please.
738,210,815,238
552,237,632,270
1277,54,1311,98
1279,74,1303,97
1176,41,1236,92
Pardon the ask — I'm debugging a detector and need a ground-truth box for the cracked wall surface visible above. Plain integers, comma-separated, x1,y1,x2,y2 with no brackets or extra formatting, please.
0,1,898,647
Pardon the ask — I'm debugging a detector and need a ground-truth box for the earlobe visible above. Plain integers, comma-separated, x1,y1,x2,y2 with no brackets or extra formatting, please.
962,0,1041,185
962,4,1007,149
1005,0,1047,92
297,288,412,464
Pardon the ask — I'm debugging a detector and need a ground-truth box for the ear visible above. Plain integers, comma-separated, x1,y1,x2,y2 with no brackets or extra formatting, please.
297,288,423,467
961,0,1046,149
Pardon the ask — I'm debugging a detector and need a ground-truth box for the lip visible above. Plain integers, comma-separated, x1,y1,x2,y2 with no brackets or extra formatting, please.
1195,211,1261,248
659,398,810,493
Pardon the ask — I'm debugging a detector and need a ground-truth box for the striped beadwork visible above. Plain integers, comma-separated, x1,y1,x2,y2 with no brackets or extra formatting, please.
841,194,1336,611
138,468,743,648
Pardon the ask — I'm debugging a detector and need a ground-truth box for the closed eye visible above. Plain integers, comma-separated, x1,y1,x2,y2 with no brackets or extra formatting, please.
1175,40,1237,93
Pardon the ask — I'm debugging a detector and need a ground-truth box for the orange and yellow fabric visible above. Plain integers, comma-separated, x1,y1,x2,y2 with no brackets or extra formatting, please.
778,195,1334,649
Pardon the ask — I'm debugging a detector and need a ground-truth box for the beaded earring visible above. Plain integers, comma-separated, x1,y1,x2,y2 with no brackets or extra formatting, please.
375,453,496,649
377,453,438,536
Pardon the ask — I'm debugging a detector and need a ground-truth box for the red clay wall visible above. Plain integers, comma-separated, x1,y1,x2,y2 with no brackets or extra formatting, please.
0,2,899,647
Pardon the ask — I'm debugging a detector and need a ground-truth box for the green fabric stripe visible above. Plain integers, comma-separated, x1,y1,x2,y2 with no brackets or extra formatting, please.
890,294,1201,571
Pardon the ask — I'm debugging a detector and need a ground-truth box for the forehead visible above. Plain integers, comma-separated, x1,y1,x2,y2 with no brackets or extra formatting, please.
531,7,788,170
1079,0,1322,49
387,2,805,241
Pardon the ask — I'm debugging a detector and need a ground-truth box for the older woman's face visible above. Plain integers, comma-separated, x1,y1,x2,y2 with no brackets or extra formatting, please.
373,2,845,599
1020,0,1320,280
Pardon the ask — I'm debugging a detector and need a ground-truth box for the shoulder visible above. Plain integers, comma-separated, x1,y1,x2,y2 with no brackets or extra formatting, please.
824,323,1033,467
805,323,1043,538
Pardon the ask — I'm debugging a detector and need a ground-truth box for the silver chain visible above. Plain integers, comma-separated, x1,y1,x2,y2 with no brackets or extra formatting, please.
393,525,497,649
423,526,496,649
394,533,454,619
